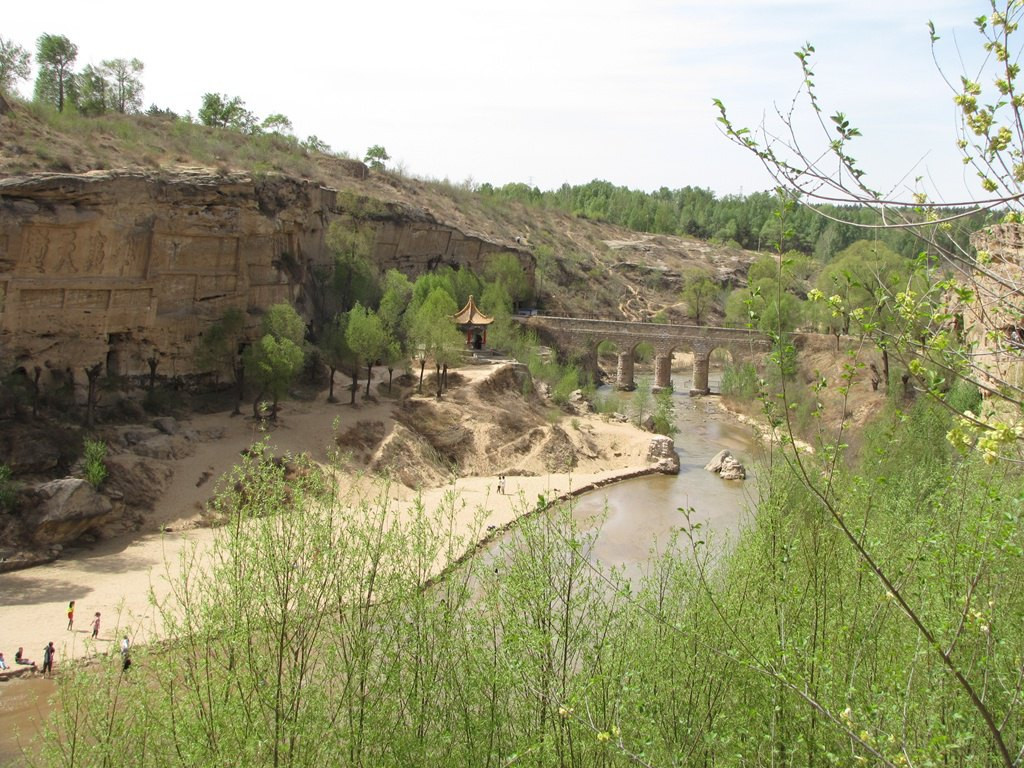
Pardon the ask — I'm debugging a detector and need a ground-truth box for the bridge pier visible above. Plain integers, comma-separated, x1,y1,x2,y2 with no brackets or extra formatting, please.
615,352,635,391
690,352,711,396
653,354,673,392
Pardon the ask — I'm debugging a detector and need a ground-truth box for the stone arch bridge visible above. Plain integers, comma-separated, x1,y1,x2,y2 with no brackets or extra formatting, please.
521,315,771,394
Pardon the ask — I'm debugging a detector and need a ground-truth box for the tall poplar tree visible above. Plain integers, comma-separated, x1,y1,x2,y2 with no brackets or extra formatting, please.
34,33,77,112
0,36,31,94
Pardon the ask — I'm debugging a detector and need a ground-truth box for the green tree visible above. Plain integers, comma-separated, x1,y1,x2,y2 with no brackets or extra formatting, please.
410,288,462,396
327,221,380,314
243,303,306,419
260,112,293,134
34,33,77,112
364,144,390,170
74,64,108,115
813,240,904,335
0,36,31,94
631,376,652,426
652,387,676,435
445,266,482,308
410,272,457,314
381,338,404,393
303,134,331,153
101,57,144,113
345,303,388,399
483,252,531,308
198,92,256,132
378,269,413,340
318,312,354,403
377,269,414,384
725,278,802,334
195,307,247,414
679,267,717,325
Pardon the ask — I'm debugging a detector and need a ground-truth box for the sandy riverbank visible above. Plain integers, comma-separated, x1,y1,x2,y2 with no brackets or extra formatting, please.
0,362,660,673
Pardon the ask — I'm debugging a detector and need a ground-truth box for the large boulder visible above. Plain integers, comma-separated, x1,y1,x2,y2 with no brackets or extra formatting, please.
705,449,746,480
24,478,113,546
648,435,680,474
104,454,174,510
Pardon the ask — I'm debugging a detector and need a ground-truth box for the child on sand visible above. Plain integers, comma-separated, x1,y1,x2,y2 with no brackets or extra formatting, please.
67,600,75,631
91,611,101,639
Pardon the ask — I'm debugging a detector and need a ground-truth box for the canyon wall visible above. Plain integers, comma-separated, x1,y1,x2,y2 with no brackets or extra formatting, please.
0,170,533,387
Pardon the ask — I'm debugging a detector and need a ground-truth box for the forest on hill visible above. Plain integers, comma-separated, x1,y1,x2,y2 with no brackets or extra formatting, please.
478,178,992,262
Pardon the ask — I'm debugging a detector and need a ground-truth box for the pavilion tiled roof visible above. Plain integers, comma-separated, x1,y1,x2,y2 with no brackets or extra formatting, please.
453,295,493,326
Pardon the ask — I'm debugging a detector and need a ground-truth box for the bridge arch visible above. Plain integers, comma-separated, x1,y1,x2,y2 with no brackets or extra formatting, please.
523,315,771,396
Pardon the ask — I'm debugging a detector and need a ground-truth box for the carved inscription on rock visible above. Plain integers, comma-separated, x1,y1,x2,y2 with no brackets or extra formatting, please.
64,289,109,310
19,289,63,309
402,227,452,257
156,234,238,273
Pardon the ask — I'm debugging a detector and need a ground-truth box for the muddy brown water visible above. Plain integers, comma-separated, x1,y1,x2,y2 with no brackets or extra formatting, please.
0,376,758,764
571,394,757,582
0,675,56,766
488,382,759,585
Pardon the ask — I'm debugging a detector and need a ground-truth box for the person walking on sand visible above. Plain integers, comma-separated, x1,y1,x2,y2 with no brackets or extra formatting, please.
91,611,101,639
41,642,54,677
67,600,75,631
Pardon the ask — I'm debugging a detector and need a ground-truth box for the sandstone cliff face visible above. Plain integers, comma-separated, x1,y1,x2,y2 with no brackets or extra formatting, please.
0,170,533,387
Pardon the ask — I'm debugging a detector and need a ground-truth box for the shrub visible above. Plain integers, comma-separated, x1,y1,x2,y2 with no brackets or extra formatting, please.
947,378,983,414
551,366,581,405
83,439,108,488
721,361,759,400
652,388,676,435
592,391,623,415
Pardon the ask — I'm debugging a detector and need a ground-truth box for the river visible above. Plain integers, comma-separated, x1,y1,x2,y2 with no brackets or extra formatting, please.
486,377,759,585
572,391,757,579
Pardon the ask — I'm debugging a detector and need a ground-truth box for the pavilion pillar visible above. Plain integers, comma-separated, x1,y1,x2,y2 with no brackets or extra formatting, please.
690,352,711,395
653,354,673,392
615,351,635,391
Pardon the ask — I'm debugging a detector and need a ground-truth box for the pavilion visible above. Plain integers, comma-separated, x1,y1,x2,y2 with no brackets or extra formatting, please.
453,295,493,350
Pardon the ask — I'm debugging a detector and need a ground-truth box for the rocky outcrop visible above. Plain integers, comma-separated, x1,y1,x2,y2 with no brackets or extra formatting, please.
0,170,534,393
104,454,174,510
705,449,746,480
0,422,74,474
23,477,114,546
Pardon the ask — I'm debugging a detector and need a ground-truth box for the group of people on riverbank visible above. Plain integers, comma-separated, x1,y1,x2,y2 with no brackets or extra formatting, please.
67,601,131,671
0,602,130,680
0,644,52,674
66,600,101,638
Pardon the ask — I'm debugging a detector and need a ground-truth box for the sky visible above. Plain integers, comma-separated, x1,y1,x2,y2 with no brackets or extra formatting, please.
2,1,998,200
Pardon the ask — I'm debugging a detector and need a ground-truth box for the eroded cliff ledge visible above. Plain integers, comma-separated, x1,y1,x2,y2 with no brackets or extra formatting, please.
0,169,532,384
